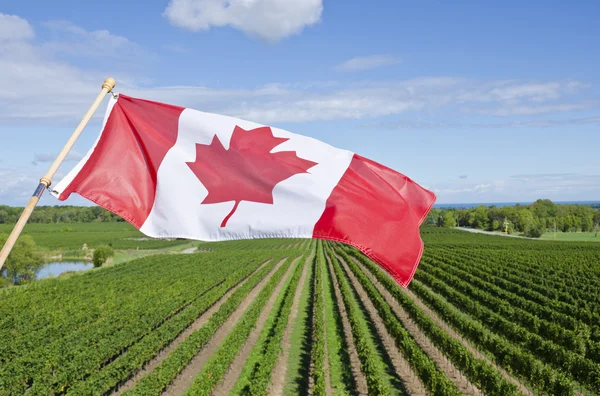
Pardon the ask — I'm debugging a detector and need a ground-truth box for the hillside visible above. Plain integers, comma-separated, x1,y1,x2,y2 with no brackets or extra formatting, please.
0,228,599,395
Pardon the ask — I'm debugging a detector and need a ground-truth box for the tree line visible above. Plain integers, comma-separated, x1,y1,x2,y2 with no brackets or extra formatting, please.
429,199,600,238
0,205,126,224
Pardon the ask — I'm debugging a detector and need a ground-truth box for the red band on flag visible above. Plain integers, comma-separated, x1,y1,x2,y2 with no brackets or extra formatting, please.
58,95,184,227
313,154,436,287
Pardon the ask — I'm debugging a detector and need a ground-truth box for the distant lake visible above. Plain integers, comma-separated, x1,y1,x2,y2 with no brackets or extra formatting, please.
36,261,93,279
434,201,600,209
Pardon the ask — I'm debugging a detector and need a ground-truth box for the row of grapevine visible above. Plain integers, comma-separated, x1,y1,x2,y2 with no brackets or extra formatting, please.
417,264,600,392
410,277,577,395
439,244,600,307
422,258,590,354
310,242,327,395
436,247,600,327
183,256,296,394
233,251,309,395
123,256,286,395
323,243,391,394
68,258,268,395
340,243,520,396
319,240,355,395
330,244,461,396
0,252,276,394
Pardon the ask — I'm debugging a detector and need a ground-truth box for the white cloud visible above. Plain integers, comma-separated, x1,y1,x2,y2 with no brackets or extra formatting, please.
0,167,92,206
432,174,600,203
456,79,591,114
125,78,458,123
0,18,144,125
488,82,562,102
32,151,84,166
0,14,34,41
39,20,153,66
0,14,595,127
334,55,401,72
483,103,591,116
0,168,38,205
164,0,323,42
366,115,600,130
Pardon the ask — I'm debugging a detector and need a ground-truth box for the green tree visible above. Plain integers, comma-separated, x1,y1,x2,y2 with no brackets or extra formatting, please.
0,234,43,284
581,216,594,232
524,218,545,238
440,211,457,228
93,245,114,267
468,205,489,229
507,222,515,234
492,220,500,231
428,209,441,225
517,210,534,233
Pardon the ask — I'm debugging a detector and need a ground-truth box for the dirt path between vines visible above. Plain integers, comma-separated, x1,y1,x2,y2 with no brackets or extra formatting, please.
267,254,312,395
334,253,427,396
113,261,270,395
402,279,534,396
350,257,482,396
325,254,368,395
211,256,301,396
162,257,288,396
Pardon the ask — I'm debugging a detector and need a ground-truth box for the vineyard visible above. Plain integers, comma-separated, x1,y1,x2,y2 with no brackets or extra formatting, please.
0,227,599,395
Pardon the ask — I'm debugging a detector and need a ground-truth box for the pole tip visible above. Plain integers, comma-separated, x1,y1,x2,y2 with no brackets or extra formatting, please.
102,77,116,92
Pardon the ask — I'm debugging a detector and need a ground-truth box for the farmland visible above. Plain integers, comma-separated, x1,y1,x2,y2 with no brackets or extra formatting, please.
0,223,188,251
1,227,599,395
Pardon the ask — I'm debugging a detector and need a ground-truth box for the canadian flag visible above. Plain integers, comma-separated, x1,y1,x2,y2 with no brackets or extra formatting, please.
52,95,435,287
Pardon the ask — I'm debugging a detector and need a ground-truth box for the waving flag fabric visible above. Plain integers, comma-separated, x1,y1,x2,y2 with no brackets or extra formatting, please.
52,95,435,287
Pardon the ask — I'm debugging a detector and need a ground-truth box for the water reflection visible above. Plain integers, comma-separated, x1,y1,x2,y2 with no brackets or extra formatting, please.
36,261,94,279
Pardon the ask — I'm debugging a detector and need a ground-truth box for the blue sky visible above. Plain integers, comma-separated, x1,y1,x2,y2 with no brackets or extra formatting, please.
0,0,599,206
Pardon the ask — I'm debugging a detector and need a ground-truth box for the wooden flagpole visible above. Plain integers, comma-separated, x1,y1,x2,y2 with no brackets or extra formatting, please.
0,78,116,271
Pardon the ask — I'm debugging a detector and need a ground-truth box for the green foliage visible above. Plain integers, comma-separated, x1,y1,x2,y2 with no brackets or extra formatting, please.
0,233,43,284
0,205,126,224
438,199,600,237
67,258,266,395
410,226,600,394
524,218,545,238
2,224,598,396
344,243,519,395
0,247,285,395
334,244,461,396
123,256,282,396
184,257,294,395
438,211,456,228
310,243,326,395
411,279,577,395
324,243,391,395
0,222,188,250
321,243,354,395
236,253,307,395
92,245,114,267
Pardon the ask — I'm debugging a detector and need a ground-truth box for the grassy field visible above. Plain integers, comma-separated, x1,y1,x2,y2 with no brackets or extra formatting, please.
0,222,188,251
541,231,600,242
1,226,599,395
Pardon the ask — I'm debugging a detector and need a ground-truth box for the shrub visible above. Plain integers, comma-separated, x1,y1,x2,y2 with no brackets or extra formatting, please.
93,245,114,267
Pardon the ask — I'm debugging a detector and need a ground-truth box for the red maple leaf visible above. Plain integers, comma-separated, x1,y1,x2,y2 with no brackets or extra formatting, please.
186,126,318,227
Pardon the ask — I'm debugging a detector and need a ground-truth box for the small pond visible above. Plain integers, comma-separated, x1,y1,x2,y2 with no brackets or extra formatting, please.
36,261,94,279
